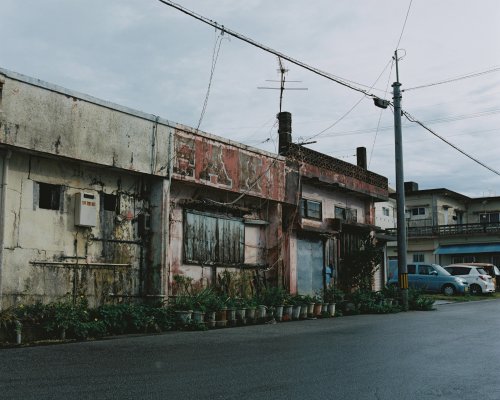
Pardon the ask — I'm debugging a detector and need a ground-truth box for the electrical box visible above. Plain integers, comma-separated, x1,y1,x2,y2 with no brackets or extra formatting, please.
75,192,97,227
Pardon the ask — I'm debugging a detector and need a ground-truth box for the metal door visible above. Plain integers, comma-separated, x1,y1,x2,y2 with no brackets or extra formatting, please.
297,238,324,295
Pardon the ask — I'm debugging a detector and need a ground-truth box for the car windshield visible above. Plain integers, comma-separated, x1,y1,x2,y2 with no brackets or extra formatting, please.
433,264,451,275
476,268,488,275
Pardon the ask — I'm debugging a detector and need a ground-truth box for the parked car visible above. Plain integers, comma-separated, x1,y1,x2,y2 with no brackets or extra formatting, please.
387,263,469,296
444,264,496,295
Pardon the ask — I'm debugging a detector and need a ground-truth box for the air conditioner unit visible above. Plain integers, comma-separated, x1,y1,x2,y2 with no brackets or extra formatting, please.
75,192,97,227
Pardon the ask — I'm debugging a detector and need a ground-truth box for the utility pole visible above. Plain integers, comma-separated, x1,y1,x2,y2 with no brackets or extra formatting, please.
392,50,409,311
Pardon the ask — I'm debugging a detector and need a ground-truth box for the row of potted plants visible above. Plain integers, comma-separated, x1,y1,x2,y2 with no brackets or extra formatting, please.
169,286,343,327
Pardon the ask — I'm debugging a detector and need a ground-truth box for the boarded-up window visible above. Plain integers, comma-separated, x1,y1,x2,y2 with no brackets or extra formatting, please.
184,211,244,265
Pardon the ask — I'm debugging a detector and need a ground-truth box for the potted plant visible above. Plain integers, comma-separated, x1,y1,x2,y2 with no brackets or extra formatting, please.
171,295,194,324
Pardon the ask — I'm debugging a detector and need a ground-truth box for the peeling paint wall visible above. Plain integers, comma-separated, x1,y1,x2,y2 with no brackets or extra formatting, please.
173,130,286,202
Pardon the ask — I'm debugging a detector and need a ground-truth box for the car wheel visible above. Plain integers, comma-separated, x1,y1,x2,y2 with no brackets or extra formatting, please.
442,284,456,296
470,284,482,295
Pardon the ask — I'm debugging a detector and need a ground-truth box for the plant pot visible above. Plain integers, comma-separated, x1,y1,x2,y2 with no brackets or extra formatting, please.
236,308,246,319
328,303,336,317
205,311,216,328
246,307,256,323
321,303,328,314
257,305,267,321
274,305,284,321
215,308,227,322
313,303,322,317
307,302,315,317
192,311,205,324
175,310,193,324
299,304,308,319
227,308,237,326
215,320,227,328
283,305,293,321
292,305,301,320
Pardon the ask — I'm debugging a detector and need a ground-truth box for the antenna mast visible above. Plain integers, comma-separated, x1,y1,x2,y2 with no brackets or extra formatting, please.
257,57,308,113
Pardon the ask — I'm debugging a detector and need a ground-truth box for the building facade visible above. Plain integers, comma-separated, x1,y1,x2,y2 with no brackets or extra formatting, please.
384,182,500,270
0,68,389,308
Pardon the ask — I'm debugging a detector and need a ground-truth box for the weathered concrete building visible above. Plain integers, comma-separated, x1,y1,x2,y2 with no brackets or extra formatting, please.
0,68,389,309
277,113,389,294
0,68,172,308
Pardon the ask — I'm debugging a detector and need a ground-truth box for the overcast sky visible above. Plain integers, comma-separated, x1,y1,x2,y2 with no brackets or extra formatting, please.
2,1,500,197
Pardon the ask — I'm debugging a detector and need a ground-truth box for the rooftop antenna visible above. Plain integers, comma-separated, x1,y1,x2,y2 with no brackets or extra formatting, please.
258,57,308,113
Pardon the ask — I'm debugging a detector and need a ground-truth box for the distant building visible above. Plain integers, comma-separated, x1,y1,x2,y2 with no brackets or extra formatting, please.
382,182,500,269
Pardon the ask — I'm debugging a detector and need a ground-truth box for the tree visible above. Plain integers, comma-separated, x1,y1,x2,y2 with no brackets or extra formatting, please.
340,235,383,292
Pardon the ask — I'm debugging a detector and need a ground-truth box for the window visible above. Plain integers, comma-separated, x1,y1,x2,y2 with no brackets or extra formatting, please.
452,255,476,263
480,212,500,223
382,207,390,217
407,264,416,274
37,182,62,210
335,206,357,222
300,199,322,220
184,211,244,265
101,192,118,212
413,253,424,263
418,265,433,275
411,207,426,216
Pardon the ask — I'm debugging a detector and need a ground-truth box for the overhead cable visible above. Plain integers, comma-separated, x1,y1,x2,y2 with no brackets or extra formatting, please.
157,0,378,99
404,66,500,92
305,58,394,142
401,109,500,176
196,30,225,131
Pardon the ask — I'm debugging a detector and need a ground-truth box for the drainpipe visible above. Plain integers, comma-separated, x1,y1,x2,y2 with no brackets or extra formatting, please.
0,150,12,310
163,130,174,297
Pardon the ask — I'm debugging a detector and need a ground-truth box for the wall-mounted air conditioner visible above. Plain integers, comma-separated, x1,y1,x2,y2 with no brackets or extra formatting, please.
75,192,97,227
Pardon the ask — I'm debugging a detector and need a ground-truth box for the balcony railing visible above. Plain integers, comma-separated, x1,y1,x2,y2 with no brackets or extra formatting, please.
386,222,500,238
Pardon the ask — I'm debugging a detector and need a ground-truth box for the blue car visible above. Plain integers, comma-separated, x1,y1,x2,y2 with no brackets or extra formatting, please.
387,263,469,296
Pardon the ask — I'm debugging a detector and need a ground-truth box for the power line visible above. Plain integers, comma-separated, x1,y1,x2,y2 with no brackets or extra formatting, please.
401,109,500,176
404,66,500,92
304,58,394,142
196,30,225,131
157,0,378,99
319,107,500,138
369,59,395,167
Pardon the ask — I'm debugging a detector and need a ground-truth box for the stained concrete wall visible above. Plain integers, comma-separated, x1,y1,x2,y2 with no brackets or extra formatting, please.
0,69,174,308
0,151,152,307
0,68,171,176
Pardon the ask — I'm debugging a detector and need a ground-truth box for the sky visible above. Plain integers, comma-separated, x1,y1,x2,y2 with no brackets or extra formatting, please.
2,0,500,198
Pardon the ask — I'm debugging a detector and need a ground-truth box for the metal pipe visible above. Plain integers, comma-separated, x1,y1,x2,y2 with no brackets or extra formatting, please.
0,150,11,310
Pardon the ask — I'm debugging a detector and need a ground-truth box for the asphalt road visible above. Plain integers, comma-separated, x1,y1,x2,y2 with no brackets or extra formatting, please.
2,300,500,400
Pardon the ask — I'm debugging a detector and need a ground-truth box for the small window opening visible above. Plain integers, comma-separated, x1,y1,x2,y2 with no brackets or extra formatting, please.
102,193,118,212
38,182,61,210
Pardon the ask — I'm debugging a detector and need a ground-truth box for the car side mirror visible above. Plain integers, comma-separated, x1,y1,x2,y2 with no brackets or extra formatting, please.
430,271,438,276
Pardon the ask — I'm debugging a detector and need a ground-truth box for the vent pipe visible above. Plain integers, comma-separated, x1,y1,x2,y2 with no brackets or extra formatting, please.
277,111,292,155
356,147,367,170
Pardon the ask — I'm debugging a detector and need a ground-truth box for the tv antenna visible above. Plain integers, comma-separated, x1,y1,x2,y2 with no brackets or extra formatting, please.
258,57,308,112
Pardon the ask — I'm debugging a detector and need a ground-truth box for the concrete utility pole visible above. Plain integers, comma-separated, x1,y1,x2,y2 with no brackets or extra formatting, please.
392,50,409,311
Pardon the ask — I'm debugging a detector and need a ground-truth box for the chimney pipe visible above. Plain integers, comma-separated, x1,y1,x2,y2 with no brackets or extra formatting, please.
277,111,292,155
356,147,367,170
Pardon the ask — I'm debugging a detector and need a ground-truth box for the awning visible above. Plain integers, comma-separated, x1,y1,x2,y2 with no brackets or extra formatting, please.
434,243,500,255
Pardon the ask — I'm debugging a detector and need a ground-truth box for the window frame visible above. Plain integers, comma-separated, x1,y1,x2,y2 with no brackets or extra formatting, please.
36,182,63,211
300,198,322,220
412,253,425,263
183,210,245,265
